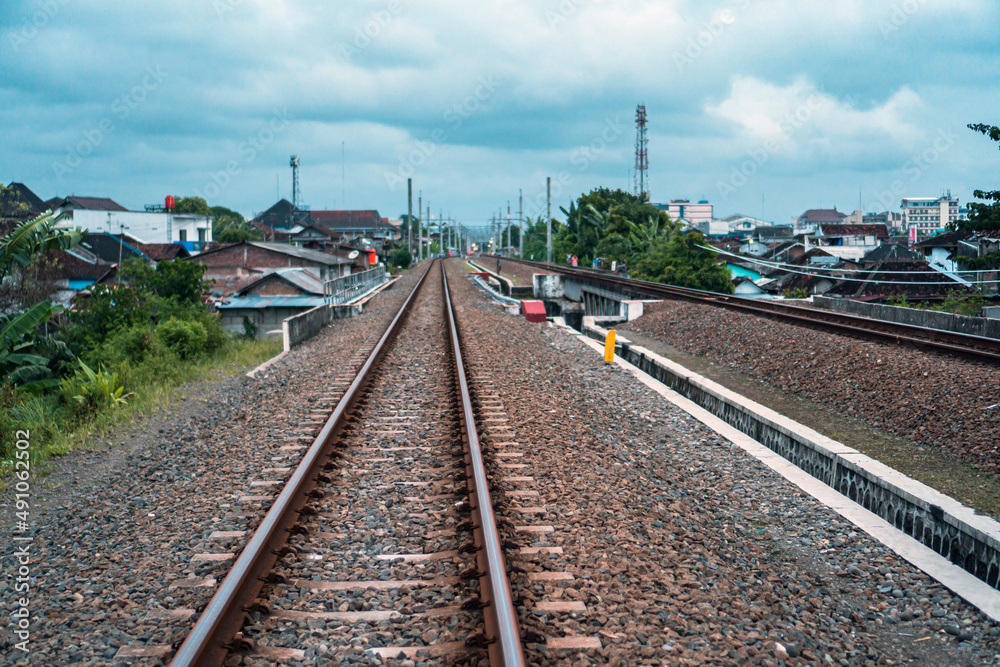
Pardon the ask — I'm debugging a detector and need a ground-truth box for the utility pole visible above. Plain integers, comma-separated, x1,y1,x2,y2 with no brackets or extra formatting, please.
546,176,552,263
407,179,413,258
506,200,511,258
426,203,430,258
418,192,423,262
519,189,523,258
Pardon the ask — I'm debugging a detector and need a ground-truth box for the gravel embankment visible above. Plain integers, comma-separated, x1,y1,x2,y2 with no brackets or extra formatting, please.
0,266,427,666
619,300,1000,476
446,260,1000,666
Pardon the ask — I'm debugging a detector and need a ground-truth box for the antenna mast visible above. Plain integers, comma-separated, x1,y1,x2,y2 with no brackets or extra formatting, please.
290,155,301,208
634,104,649,202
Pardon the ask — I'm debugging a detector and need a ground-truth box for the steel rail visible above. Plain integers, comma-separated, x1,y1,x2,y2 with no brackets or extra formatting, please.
501,256,1000,364
442,263,526,667
170,260,435,667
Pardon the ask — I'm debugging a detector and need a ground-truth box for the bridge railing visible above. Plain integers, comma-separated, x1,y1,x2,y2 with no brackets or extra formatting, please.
324,266,387,305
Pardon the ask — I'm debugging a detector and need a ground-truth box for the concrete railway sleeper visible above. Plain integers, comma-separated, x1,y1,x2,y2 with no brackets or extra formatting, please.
170,261,525,666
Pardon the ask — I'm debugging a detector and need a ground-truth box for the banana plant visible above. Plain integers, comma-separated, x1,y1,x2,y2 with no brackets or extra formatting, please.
0,209,83,279
0,300,67,392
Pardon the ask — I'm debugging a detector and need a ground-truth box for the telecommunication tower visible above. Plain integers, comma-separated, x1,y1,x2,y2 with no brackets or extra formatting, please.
634,105,649,202
290,155,301,208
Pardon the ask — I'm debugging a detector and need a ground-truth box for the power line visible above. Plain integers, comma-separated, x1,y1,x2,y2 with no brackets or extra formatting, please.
703,245,1000,276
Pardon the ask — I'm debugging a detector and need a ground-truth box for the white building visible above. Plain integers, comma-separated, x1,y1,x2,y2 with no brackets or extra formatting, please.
721,214,771,236
901,193,967,234
655,199,713,228
51,196,212,251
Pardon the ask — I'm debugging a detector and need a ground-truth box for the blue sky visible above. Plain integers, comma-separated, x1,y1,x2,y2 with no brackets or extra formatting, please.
2,0,999,229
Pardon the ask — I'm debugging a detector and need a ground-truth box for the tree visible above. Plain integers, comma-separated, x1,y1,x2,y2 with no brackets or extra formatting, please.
951,123,1000,233
174,196,210,215
632,231,734,294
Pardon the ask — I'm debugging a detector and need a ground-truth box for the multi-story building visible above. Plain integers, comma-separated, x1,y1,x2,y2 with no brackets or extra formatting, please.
901,193,967,234
654,199,713,228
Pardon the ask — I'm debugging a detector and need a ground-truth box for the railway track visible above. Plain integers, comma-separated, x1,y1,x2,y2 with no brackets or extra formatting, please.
170,260,524,666
498,256,1000,364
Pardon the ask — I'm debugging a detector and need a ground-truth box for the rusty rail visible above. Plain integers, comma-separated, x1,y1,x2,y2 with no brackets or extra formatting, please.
502,256,1000,364
170,261,435,667
442,262,526,666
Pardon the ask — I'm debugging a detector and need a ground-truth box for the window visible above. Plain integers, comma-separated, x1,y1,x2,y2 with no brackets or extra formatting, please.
198,228,206,242
179,229,187,241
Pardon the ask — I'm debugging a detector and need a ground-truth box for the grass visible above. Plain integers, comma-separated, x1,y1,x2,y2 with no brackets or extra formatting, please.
0,337,280,482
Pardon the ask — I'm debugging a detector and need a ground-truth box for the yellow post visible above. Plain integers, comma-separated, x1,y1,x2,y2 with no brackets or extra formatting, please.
604,329,616,363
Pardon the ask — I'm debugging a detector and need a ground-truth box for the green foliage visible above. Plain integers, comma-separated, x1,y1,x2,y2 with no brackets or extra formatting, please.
632,232,735,294
156,318,208,360
1,210,84,279
0,300,69,392
211,206,260,243
59,359,130,418
886,294,909,307
173,196,210,215
242,316,258,339
782,288,809,299
122,258,209,305
61,285,151,359
391,247,412,269
938,291,986,316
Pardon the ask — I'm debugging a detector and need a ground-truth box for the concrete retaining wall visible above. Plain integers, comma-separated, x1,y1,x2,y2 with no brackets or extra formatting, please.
582,318,1000,592
282,304,333,352
813,296,1000,340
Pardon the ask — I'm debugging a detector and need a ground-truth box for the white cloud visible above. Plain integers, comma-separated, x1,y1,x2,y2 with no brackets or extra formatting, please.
706,76,924,165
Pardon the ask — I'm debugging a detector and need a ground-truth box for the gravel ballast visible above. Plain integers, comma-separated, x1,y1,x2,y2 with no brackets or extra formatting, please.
445,259,1000,666
0,266,427,666
619,300,1000,477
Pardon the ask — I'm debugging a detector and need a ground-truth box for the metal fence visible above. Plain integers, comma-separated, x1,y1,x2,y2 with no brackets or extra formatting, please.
324,266,387,305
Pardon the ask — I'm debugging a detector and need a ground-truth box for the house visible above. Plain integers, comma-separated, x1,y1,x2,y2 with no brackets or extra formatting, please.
1,182,47,227
794,208,846,234
186,240,353,295
914,229,970,273
826,259,972,300
808,223,889,260
722,214,770,237
216,268,326,339
859,243,921,268
50,196,212,249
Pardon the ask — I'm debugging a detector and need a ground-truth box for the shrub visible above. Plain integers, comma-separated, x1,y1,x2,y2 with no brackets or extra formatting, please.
59,359,130,419
391,248,412,270
242,316,258,339
782,288,809,299
156,318,208,360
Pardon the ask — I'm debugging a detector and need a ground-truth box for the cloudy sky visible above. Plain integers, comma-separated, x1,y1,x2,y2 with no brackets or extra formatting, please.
2,0,999,229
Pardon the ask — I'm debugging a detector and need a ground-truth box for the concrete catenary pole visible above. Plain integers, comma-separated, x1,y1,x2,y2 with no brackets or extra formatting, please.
506,201,511,257
519,189,523,259
418,192,423,262
546,177,552,263
407,179,413,258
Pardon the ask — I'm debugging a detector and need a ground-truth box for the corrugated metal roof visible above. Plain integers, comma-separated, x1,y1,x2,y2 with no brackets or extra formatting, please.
249,242,352,265
217,295,326,309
